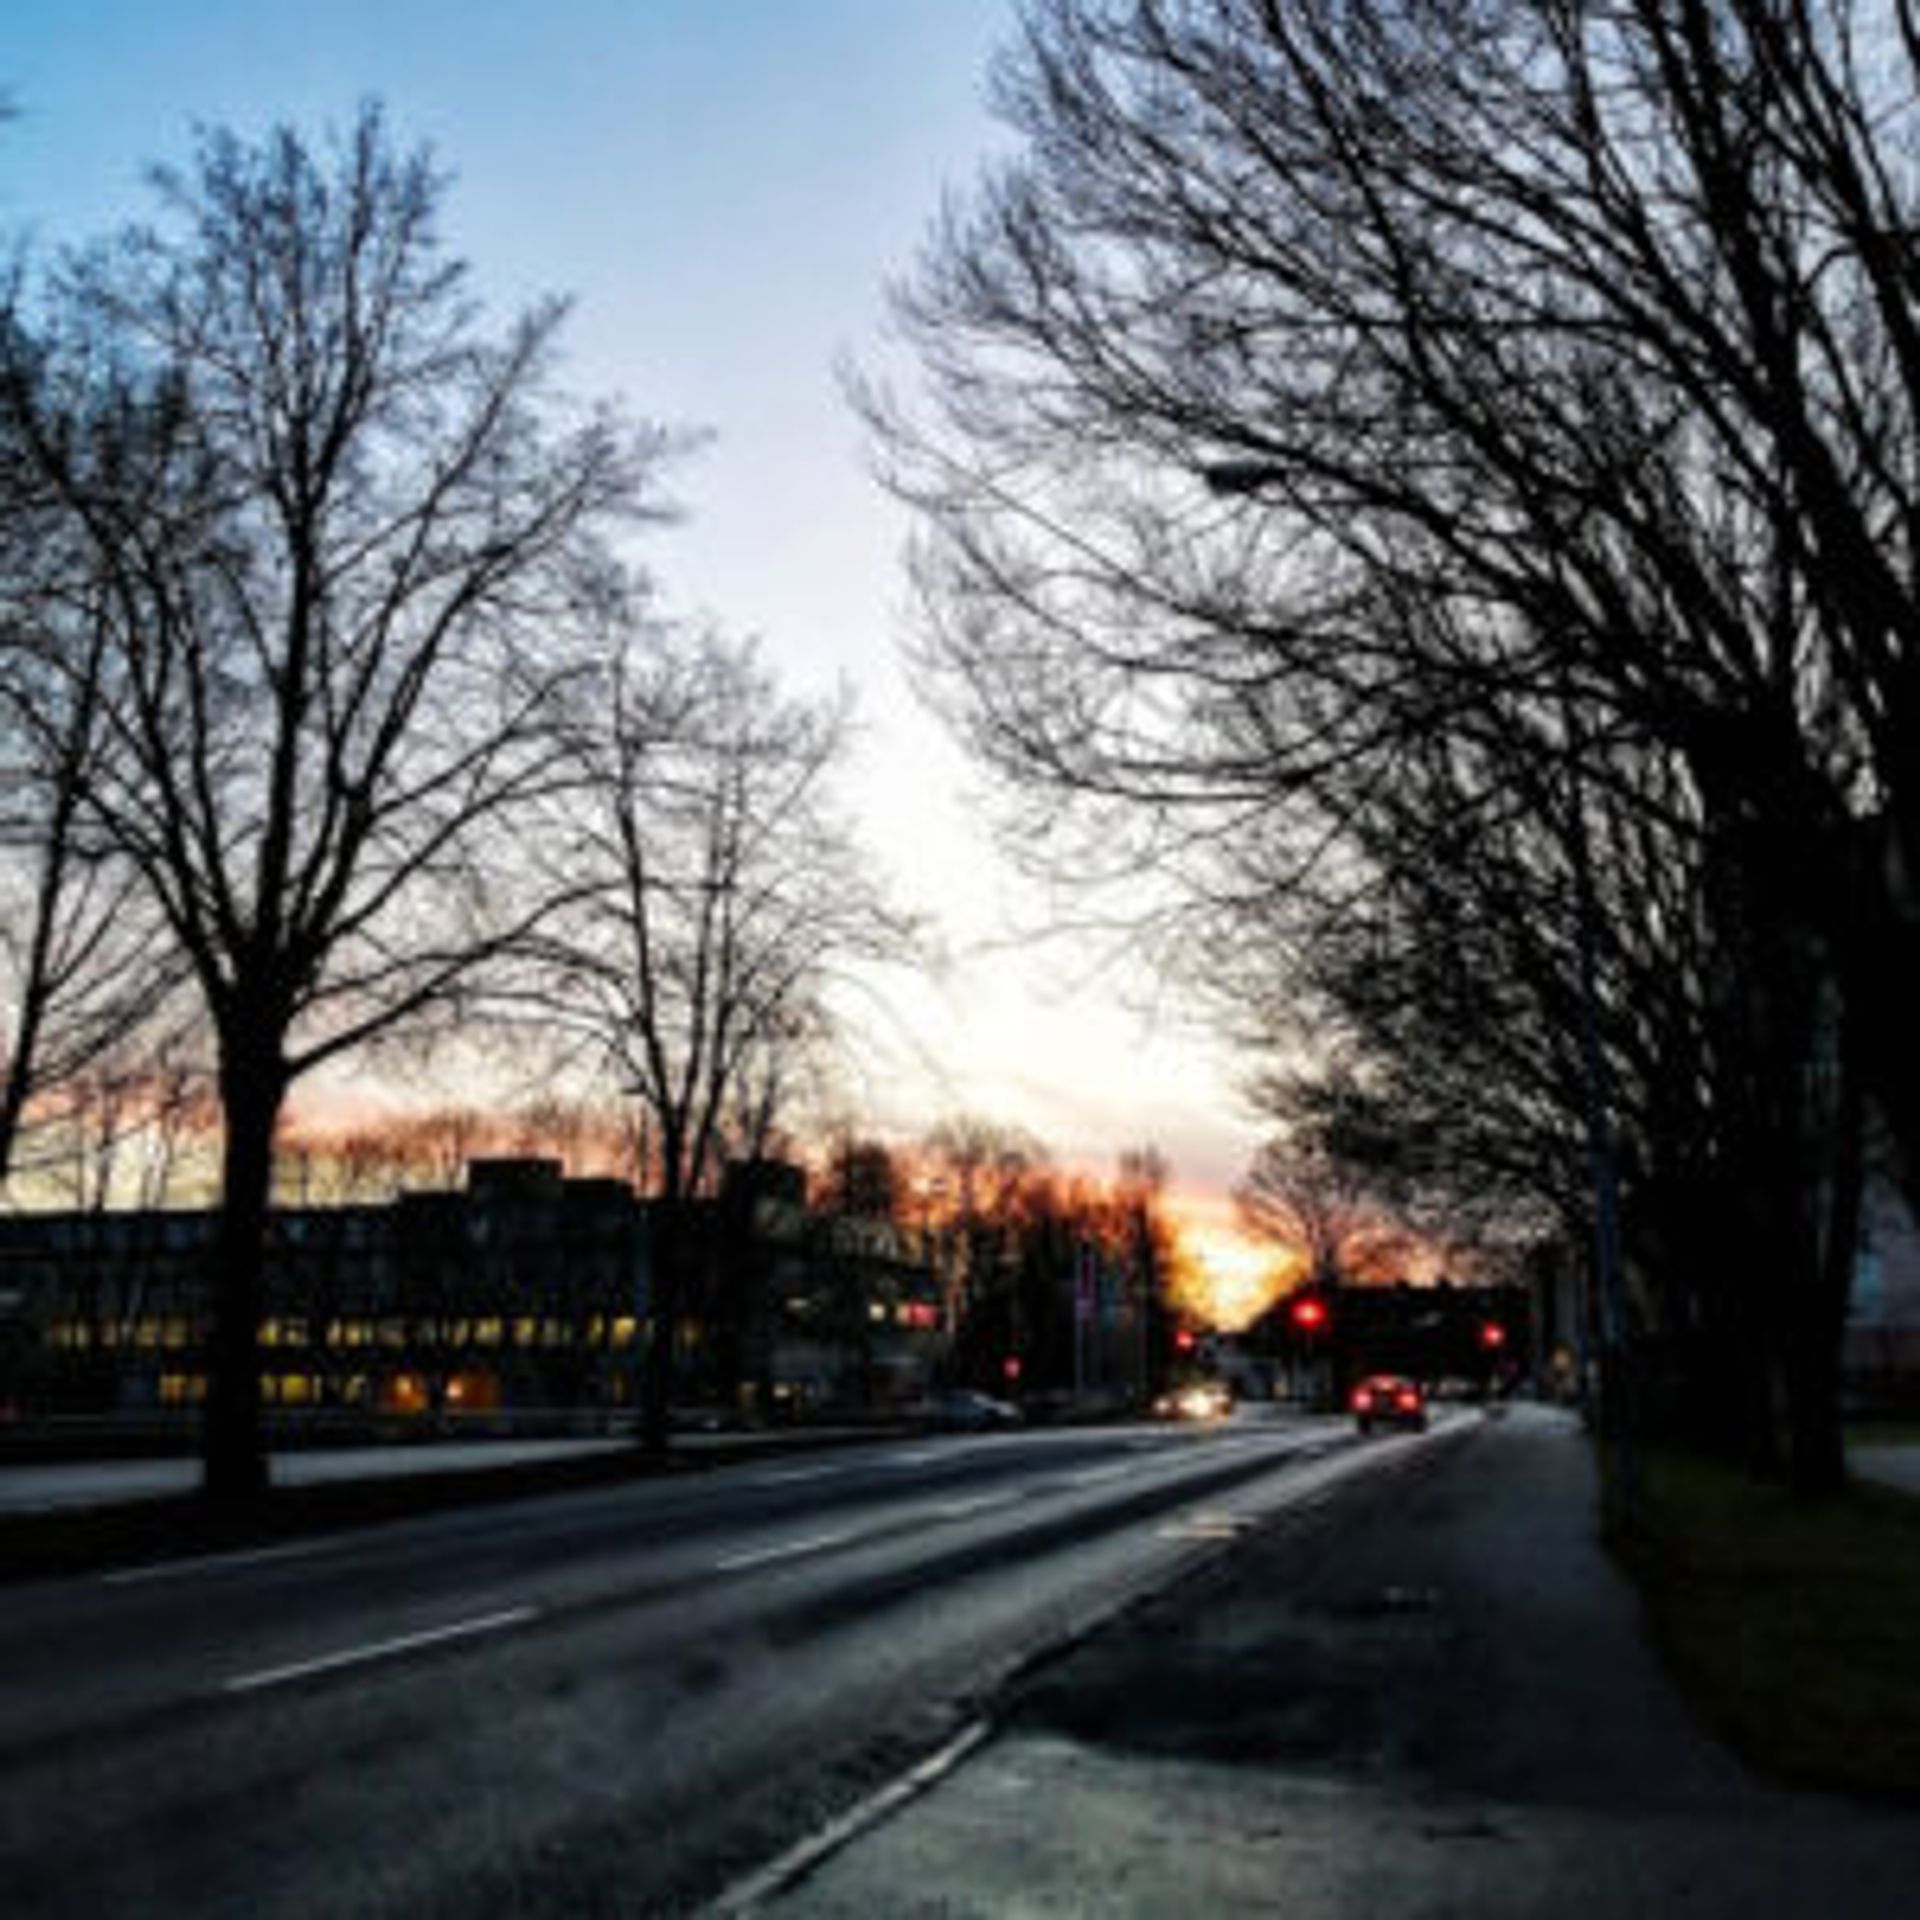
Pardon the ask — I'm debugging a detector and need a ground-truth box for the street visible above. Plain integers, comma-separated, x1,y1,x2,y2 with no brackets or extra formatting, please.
0,1408,1439,1916
771,1405,1920,1920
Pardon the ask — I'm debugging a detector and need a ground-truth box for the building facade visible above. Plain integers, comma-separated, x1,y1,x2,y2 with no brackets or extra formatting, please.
0,1159,647,1424
0,1156,949,1433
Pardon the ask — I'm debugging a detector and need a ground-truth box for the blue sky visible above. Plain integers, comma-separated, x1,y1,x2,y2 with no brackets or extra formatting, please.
2,2,1265,1244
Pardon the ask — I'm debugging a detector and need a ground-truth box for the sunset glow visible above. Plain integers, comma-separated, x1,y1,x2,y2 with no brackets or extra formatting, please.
1166,1191,1298,1332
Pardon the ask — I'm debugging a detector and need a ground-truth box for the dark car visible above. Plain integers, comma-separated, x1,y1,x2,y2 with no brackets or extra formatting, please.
925,1388,1022,1431
1351,1374,1427,1434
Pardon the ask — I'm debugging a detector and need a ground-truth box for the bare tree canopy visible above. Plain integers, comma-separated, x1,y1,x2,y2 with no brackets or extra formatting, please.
0,104,673,1496
0,340,183,1185
1236,1121,1418,1290
876,0,1918,1081
533,626,915,1446
872,0,1920,1489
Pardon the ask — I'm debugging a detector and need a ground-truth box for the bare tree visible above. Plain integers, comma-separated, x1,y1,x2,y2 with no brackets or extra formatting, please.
872,0,1920,1490
1236,1123,1416,1292
537,629,913,1448
0,106,670,1499
396,1105,495,1192
0,382,179,1185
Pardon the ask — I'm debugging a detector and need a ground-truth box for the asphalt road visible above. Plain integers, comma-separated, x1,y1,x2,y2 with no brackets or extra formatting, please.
0,1407,1450,1917
773,1405,1920,1920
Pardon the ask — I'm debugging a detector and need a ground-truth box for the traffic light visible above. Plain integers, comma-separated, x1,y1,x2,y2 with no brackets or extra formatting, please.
1173,1327,1197,1353
1290,1292,1329,1334
1479,1320,1507,1351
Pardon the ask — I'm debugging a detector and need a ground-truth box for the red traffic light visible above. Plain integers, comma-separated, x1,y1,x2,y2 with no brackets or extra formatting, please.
1173,1327,1197,1352
1479,1320,1507,1350
1290,1294,1329,1332
1003,1355,1023,1381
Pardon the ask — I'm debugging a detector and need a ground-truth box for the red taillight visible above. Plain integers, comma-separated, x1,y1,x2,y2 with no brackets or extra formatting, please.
1352,1388,1373,1410
1396,1390,1419,1411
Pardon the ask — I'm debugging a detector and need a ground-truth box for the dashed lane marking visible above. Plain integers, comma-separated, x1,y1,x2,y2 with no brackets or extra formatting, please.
713,1530,859,1574
223,1606,539,1695
104,1537,343,1586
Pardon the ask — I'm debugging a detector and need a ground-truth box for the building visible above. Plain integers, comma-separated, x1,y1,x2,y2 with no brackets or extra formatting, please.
0,1159,647,1426
0,1155,948,1434
680,1160,947,1420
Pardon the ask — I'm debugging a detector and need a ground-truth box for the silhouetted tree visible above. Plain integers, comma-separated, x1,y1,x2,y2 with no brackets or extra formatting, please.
0,106,667,1499
536,630,913,1449
0,389,180,1184
872,0,1914,1491
1237,1119,1417,1292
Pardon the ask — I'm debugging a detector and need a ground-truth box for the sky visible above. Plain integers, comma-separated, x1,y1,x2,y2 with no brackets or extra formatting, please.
2,2,1278,1316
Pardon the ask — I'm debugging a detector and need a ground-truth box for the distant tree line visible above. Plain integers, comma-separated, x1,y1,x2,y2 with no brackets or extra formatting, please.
870,0,1920,1493
812,1122,1188,1403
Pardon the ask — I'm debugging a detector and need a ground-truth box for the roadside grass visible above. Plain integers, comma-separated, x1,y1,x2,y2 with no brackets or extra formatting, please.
1618,1446,1920,1802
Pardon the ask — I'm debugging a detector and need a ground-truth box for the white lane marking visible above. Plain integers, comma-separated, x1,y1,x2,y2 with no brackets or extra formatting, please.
1063,1464,1131,1488
103,1537,341,1586
1156,1509,1258,1542
879,1449,939,1468
747,1465,844,1487
223,1606,539,1695
934,1492,1020,1521
705,1719,993,1917
714,1530,857,1574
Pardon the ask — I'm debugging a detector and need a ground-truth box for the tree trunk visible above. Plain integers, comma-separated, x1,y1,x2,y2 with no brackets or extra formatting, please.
1784,999,1866,1499
201,1044,288,1506
640,1194,681,1455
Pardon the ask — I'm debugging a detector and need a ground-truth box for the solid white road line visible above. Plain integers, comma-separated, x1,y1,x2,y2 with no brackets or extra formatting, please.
713,1530,857,1574
222,1606,539,1695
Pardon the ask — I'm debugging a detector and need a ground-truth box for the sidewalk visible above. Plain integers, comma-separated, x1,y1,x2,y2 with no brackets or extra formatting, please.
0,1423,901,1517
0,1437,629,1515
748,1406,1920,1918
1850,1441,1920,1499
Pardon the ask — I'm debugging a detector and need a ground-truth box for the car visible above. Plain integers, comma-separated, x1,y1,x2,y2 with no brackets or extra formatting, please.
1351,1373,1427,1434
925,1388,1023,1431
1152,1379,1232,1422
